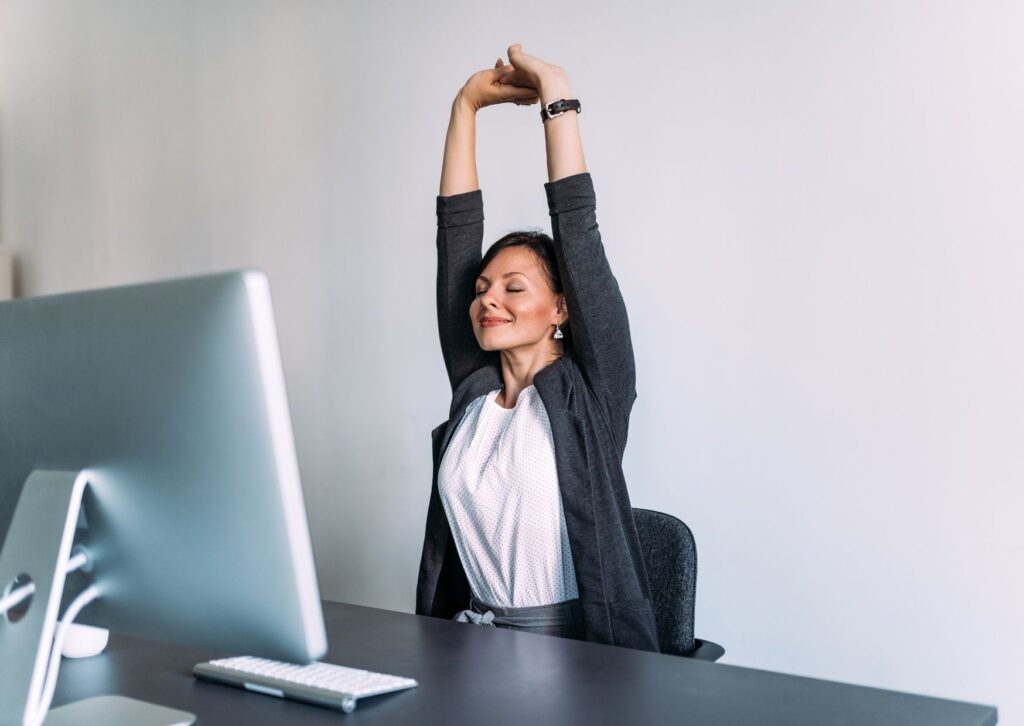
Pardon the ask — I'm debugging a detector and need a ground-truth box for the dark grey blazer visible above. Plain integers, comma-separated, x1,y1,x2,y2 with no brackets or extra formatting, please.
415,172,659,652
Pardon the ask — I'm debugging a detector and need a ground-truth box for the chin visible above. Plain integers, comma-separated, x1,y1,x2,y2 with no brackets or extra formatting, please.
476,337,500,352
473,331,493,351
476,330,511,352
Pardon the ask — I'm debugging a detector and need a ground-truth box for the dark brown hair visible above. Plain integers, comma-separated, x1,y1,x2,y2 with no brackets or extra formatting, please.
478,230,562,294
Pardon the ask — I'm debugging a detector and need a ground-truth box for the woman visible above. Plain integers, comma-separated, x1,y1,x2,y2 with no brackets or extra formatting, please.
415,44,659,652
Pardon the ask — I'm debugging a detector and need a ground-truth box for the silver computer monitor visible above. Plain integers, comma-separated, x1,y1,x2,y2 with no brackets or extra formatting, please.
0,270,327,724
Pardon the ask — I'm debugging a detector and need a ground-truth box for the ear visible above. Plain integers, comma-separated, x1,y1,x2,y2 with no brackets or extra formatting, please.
556,296,569,322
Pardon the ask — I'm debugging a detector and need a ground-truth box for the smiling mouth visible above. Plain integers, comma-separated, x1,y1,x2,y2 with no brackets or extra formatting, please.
480,319,510,327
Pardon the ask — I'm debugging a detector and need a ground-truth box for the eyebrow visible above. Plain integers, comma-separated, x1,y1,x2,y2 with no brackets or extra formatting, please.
476,272,528,284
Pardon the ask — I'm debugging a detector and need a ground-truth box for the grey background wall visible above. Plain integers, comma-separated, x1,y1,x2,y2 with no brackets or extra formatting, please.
1,0,1020,720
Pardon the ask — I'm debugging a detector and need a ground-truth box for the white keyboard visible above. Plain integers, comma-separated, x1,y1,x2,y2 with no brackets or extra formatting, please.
193,655,418,714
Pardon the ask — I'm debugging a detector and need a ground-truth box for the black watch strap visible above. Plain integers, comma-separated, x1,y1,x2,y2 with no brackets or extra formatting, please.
541,98,582,122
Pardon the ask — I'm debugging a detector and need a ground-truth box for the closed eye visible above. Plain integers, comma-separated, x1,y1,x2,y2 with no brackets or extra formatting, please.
475,288,523,295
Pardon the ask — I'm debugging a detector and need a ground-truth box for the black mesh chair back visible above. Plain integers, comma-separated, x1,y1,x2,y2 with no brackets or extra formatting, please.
633,507,724,661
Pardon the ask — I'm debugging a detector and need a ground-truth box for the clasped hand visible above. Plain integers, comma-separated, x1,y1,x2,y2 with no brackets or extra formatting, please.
459,44,573,113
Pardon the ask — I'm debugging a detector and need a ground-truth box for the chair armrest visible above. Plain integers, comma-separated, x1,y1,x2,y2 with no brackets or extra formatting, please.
688,638,725,662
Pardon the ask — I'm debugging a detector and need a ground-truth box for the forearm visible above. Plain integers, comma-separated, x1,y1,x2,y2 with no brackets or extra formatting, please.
439,93,480,197
540,79,587,183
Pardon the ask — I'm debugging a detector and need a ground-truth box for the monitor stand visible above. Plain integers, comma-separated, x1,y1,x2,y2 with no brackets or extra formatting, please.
0,470,196,726
45,695,195,726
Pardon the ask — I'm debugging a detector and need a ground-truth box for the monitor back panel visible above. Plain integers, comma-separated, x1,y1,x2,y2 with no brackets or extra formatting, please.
0,271,326,662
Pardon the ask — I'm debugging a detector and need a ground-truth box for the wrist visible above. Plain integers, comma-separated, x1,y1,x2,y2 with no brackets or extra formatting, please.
453,90,479,116
538,77,573,103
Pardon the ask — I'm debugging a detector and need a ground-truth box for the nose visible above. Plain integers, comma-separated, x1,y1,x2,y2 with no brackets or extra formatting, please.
479,288,501,310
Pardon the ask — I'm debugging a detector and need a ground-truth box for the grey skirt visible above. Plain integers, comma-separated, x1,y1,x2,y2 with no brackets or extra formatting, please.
453,595,585,640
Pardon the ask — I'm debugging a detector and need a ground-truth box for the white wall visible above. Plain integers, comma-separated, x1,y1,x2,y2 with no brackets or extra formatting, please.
2,0,1020,720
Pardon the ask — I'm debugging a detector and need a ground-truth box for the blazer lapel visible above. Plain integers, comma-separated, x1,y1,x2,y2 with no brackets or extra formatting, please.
438,365,502,459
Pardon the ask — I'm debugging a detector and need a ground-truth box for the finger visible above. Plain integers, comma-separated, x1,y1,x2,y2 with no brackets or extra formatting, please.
499,81,538,95
495,58,504,69
501,85,540,103
499,69,532,87
505,86,539,99
498,71,527,88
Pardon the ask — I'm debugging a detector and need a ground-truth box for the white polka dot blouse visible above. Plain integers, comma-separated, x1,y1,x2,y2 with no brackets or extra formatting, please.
438,384,579,609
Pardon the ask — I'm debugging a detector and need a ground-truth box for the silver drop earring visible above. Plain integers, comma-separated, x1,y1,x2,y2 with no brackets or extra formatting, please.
554,323,564,340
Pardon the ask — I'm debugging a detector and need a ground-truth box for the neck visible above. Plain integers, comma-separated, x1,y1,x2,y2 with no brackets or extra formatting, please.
496,341,563,408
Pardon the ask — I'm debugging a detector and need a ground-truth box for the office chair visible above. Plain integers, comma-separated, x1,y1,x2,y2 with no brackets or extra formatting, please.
633,508,725,662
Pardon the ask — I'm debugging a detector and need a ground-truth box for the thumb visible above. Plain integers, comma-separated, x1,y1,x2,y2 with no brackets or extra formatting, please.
507,44,533,69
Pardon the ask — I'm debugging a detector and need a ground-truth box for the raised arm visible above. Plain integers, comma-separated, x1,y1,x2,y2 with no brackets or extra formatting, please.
436,61,540,391
440,59,540,195
503,46,637,416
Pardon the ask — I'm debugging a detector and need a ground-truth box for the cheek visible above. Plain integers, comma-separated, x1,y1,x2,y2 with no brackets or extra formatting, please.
511,298,545,320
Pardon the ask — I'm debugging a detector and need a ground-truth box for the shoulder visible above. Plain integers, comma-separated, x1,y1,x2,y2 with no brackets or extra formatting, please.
532,354,599,416
539,353,634,453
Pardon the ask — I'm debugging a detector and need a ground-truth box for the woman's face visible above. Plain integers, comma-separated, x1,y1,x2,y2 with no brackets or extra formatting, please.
471,246,565,352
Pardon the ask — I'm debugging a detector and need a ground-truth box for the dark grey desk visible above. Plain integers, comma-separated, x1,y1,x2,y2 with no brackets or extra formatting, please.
52,601,997,726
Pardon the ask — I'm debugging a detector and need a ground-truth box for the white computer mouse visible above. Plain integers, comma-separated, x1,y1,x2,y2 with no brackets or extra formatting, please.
61,622,109,658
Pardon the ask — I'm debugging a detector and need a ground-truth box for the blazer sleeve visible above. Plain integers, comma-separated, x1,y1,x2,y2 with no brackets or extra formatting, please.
436,189,493,392
545,173,637,411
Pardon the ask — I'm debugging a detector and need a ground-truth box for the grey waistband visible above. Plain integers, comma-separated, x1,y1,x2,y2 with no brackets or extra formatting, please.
453,595,582,629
